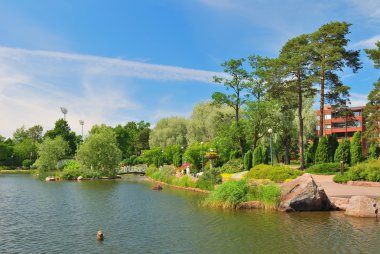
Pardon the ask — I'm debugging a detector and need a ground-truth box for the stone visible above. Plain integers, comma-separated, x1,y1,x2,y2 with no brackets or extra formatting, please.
77,176,83,181
278,173,333,212
45,176,56,182
96,230,104,241
237,201,263,209
345,196,379,218
152,185,163,191
330,197,349,211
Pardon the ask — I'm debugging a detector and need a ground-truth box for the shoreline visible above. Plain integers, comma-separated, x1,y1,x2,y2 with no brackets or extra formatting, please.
146,177,210,194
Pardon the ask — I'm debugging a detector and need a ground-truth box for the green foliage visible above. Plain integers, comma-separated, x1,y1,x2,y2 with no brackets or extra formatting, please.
202,180,249,209
141,147,163,167
44,119,79,156
196,168,222,190
0,142,13,166
368,142,380,160
172,175,196,188
248,184,281,210
218,158,244,173
253,146,263,166
243,150,252,171
246,164,302,183
314,136,329,164
173,152,182,167
350,131,363,165
13,138,36,166
305,137,319,164
149,117,188,148
327,134,339,162
305,163,347,175
34,136,69,172
149,165,175,184
229,150,240,160
183,142,210,169
349,160,380,182
334,138,351,165
333,173,351,183
22,159,33,169
56,159,72,170
76,127,122,177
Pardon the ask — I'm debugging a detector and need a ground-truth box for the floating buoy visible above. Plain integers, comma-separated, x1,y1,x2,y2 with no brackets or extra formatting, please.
96,230,104,241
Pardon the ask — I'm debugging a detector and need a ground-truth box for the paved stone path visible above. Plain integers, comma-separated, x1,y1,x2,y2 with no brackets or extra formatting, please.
312,174,380,198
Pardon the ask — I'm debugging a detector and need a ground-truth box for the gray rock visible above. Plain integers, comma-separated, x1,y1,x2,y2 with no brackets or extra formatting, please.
45,176,56,182
77,176,83,181
279,173,333,212
345,196,379,218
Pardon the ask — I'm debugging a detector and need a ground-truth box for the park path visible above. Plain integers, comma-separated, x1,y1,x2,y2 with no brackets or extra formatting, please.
312,174,380,198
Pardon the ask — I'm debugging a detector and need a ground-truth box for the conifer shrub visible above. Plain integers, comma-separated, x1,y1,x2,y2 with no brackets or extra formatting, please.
350,131,363,165
368,142,380,160
314,136,329,164
243,150,253,171
334,138,351,165
305,162,347,174
253,146,263,166
245,164,302,183
218,158,244,173
327,134,339,162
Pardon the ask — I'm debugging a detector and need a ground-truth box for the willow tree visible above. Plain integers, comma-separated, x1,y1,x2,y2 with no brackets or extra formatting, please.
274,34,316,170
364,41,380,145
310,22,361,136
212,58,250,156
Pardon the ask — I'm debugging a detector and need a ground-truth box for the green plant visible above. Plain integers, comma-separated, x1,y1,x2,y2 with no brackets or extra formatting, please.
368,142,380,160
334,138,351,165
305,162,347,175
22,159,33,169
218,158,244,173
149,165,175,184
248,184,281,210
350,131,363,165
315,136,329,164
244,150,252,171
333,173,351,183
196,167,222,190
172,175,196,188
202,180,249,209
253,146,263,166
246,164,302,183
327,134,339,162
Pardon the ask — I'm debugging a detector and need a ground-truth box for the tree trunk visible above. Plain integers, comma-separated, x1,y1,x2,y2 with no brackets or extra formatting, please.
284,136,291,165
235,106,244,157
319,66,325,137
298,82,305,170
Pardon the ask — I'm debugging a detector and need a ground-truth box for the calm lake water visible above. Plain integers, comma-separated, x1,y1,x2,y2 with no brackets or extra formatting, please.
0,174,379,254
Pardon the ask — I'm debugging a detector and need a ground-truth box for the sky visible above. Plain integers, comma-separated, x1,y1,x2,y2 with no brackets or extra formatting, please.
0,0,379,137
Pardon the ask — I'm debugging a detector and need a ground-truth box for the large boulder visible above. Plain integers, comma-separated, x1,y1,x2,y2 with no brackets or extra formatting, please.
330,197,349,211
279,173,333,212
345,196,379,218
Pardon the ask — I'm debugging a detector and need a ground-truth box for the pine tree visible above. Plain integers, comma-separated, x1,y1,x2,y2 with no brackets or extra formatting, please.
350,131,362,165
327,134,339,162
243,150,253,170
334,138,351,165
315,136,329,164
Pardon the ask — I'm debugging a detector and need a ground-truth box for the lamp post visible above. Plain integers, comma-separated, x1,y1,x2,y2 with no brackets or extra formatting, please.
268,128,273,166
60,107,68,120
201,141,204,172
181,146,184,166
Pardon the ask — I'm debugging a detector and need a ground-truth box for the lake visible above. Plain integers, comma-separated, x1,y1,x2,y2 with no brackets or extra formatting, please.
0,174,379,253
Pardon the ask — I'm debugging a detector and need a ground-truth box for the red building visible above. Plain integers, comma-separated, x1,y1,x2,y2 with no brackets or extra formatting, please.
316,105,365,141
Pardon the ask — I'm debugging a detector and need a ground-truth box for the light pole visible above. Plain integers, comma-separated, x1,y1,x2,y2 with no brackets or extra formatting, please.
181,146,184,166
60,107,68,120
79,120,84,138
268,128,273,166
201,142,204,172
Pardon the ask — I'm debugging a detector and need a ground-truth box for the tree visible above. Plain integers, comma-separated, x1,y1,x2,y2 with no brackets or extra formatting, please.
314,136,329,164
350,131,362,165
364,41,380,145
13,138,36,166
27,125,44,143
149,117,188,148
76,127,122,176
334,103,355,138
334,138,351,165
243,150,252,170
274,34,316,169
368,141,380,160
212,58,250,156
44,119,79,156
305,137,319,164
34,136,69,172
0,142,13,166
310,22,361,136
183,142,210,169
253,146,263,166
327,134,339,162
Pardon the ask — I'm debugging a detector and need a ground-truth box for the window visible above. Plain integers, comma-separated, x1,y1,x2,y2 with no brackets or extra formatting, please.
353,111,361,117
326,124,331,129
316,115,320,121
325,114,331,120
316,125,320,131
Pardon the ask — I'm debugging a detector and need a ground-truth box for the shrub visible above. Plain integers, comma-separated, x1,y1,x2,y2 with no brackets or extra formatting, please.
22,159,33,169
253,146,263,166
315,136,329,164
246,164,302,183
218,158,244,173
334,138,351,165
328,134,339,162
248,184,281,210
196,168,222,190
202,180,249,208
172,175,196,188
149,165,175,184
333,173,351,183
305,137,319,164
145,165,158,177
349,160,380,182
229,150,240,160
350,131,363,165
368,142,380,160
305,162,347,175
243,150,252,171
61,167,81,180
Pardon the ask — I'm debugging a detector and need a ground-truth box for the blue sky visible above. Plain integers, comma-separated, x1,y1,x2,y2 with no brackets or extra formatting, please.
0,0,379,137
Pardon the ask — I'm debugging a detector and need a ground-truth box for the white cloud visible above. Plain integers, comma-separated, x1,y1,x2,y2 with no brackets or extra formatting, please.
350,92,368,107
353,35,380,49
0,46,224,137
349,0,380,19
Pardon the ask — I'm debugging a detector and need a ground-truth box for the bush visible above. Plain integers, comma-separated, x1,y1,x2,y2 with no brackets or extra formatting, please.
150,165,175,184
305,137,319,164
248,184,281,210
61,167,81,180
172,175,196,188
332,160,380,183
246,164,302,183
368,142,380,160
243,150,252,171
305,163,347,175
253,146,263,166
315,136,329,164
333,173,351,183
229,150,241,160
334,138,351,165
218,158,244,173
328,134,339,162
202,180,249,208
22,159,33,169
196,168,222,190
350,131,363,165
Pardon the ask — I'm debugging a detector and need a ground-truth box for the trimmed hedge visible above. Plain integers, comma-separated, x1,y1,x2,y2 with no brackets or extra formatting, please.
305,163,347,175
245,164,302,183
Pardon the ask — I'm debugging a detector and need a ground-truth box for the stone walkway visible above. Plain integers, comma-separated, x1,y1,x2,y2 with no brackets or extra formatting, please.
312,174,380,198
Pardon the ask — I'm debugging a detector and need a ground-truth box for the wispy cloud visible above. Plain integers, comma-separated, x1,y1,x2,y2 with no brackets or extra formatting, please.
350,92,368,107
349,0,380,20
0,46,224,137
353,35,380,49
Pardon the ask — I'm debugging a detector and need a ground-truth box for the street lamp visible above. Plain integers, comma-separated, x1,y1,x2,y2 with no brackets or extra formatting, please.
181,146,184,166
60,107,68,120
79,120,84,138
201,142,204,172
268,128,273,166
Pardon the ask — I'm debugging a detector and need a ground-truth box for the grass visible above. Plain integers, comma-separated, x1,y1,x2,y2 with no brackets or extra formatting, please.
248,184,281,210
172,175,196,188
245,164,302,183
0,169,36,174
